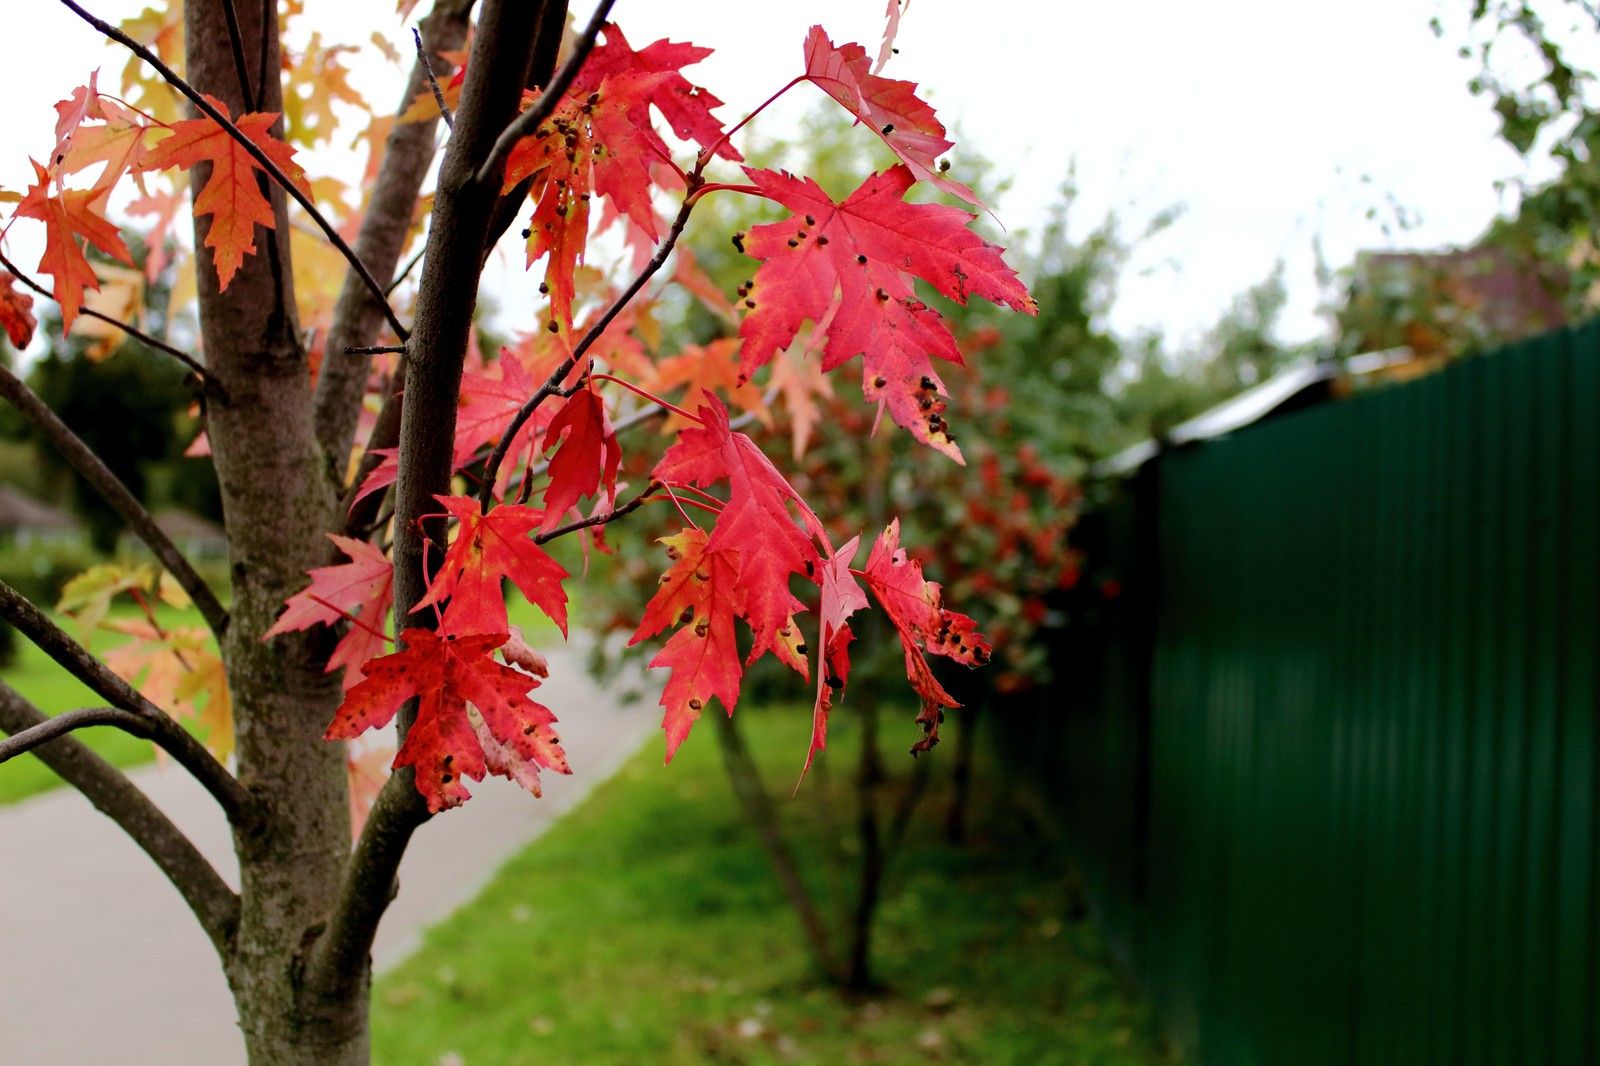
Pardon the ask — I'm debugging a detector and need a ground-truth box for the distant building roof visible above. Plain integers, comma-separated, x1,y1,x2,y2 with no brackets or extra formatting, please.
150,508,225,543
1095,348,1415,477
0,486,79,531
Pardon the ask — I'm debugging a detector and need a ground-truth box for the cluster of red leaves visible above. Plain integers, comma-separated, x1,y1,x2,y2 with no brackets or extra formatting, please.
631,392,991,771
9,10,1032,812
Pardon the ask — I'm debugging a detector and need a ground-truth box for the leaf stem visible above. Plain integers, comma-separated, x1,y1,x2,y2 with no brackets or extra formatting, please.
306,593,393,645
698,76,803,165
589,374,701,423
412,27,454,129
56,0,412,342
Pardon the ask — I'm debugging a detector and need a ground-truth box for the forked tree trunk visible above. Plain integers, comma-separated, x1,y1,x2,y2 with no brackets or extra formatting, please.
174,2,564,1060
181,2,362,1059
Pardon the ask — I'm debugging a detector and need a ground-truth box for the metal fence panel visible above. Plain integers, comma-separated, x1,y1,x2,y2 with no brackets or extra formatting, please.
1055,322,1600,1064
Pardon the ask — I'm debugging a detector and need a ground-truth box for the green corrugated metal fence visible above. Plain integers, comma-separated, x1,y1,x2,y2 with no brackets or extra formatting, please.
1045,322,1600,1064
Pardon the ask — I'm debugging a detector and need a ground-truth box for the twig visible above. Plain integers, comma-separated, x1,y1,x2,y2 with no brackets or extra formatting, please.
0,365,228,639
0,705,147,765
57,0,411,342
0,580,253,828
0,682,240,960
413,27,454,129
217,0,255,107
0,250,206,377
477,195,698,508
534,479,659,544
473,0,617,190
386,245,427,296
346,344,406,355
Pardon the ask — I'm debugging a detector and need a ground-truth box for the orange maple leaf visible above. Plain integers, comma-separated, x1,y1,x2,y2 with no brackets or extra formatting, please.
14,159,133,331
143,95,311,290
0,273,36,349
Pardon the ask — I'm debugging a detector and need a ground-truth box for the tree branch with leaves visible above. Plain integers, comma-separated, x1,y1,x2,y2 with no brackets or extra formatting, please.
0,1,1032,1061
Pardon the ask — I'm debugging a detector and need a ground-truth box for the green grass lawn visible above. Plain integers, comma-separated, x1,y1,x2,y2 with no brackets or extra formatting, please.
372,708,1175,1066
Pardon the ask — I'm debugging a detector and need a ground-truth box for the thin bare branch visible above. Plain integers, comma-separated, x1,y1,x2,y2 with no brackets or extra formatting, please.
218,0,255,106
57,0,411,342
0,365,229,638
534,479,659,544
413,27,454,128
478,194,697,508
386,245,427,296
0,682,240,959
0,581,254,828
473,0,617,190
346,344,406,355
0,249,206,377
0,706,147,764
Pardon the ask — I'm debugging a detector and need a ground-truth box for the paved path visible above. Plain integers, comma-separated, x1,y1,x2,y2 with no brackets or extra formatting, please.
0,648,656,1066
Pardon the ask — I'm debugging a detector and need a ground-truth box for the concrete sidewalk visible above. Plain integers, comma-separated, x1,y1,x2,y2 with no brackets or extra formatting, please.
0,648,656,1066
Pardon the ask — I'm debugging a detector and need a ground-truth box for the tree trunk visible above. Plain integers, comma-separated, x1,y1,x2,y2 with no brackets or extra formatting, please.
713,709,848,985
180,2,364,1060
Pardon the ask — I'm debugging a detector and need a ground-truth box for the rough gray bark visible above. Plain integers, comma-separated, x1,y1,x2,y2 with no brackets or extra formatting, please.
177,1,360,1059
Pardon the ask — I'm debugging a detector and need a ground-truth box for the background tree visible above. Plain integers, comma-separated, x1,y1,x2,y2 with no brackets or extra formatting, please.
0,2,1034,1063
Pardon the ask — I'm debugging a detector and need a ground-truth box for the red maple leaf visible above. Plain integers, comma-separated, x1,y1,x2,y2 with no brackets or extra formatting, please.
413,495,569,638
142,95,310,290
350,447,399,511
805,535,867,777
540,387,620,533
652,393,826,663
15,159,133,330
505,72,676,327
860,519,990,753
0,273,37,349
629,528,743,761
575,24,741,161
735,165,1034,459
326,628,569,812
264,535,394,689
453,348,538,470
802,26,976,205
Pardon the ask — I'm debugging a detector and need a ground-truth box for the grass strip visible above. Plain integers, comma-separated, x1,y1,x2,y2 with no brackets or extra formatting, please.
373,707,1174,1065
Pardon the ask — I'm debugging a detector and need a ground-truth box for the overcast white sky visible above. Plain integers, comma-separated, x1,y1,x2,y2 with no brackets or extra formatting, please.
0,0,1553,352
